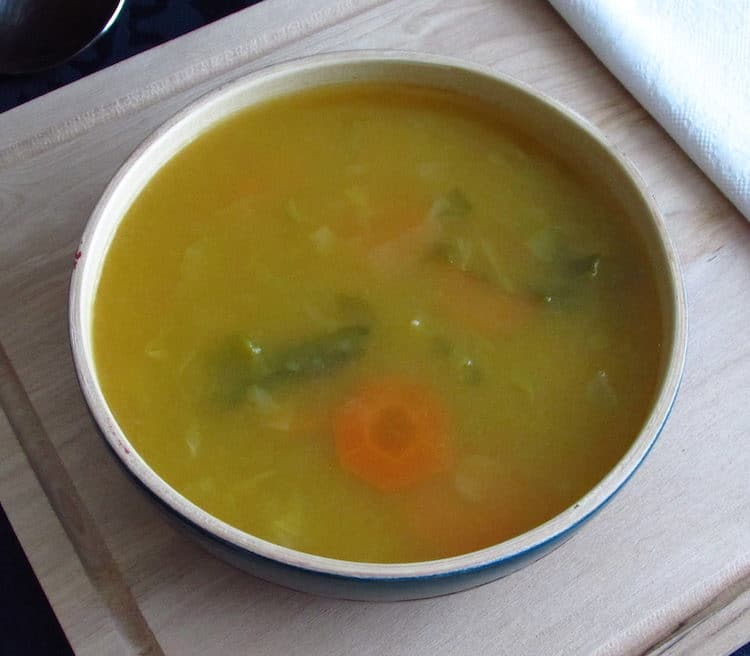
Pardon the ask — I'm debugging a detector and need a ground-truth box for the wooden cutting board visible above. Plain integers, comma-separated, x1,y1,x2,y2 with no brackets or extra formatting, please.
1,1,749,654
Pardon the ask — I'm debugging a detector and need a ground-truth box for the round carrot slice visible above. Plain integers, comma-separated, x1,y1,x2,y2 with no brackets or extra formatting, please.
333,379,451,492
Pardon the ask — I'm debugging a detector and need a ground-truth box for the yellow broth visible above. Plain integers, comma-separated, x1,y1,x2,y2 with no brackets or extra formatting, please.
93,83,663,562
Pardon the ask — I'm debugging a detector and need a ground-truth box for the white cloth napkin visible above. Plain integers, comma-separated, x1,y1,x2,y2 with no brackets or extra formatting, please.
548,0,750,220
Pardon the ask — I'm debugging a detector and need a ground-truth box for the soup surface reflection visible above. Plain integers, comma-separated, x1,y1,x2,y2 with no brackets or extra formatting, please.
94,83,663,562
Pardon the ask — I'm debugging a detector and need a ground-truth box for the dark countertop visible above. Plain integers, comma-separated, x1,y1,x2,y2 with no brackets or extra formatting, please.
0,0,259,112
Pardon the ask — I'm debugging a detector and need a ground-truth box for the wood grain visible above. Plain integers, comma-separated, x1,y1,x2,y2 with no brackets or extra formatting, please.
1,0,749,654
0,344,163,655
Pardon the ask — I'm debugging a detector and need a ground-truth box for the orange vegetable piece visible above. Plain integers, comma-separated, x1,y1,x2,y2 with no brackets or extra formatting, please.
435,267,537,336
407,482,518,558
333,379,451,492
367,217,441,273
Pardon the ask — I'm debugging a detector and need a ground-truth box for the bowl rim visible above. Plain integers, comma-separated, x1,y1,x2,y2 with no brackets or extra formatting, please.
69,49,688,581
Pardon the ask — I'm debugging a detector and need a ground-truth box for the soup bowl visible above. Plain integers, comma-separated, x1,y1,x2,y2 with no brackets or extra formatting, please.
69,51,687,601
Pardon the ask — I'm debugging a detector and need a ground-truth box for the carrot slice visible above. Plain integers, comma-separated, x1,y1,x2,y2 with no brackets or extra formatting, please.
407,482,516,558
405,453,530,558
435,267,538,336
367,217,441,273
333,379,451,492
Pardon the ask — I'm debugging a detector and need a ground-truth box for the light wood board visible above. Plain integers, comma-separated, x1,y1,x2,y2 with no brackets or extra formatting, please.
1,1,749,654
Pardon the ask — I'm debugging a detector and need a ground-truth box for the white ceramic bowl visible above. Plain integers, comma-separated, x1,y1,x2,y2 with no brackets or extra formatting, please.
69,51,687,601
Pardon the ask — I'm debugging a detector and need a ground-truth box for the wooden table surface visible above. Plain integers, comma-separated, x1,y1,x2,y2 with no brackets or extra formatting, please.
1,1,749,654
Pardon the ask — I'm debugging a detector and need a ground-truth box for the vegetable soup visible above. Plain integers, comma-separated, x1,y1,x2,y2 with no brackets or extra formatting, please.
93,83,663,562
